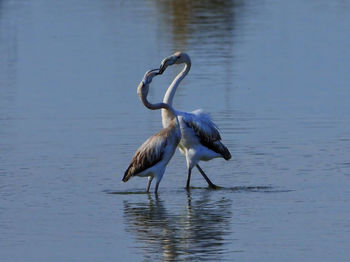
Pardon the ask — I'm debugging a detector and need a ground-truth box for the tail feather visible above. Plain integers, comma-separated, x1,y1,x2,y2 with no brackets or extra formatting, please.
220,143,231,160
209,141,231,160
122,165,133,182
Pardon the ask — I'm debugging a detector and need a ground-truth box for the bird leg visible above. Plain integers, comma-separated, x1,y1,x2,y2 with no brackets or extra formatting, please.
146,176,153,192
154,181,160,194
196,164,218,189
186,169,191,189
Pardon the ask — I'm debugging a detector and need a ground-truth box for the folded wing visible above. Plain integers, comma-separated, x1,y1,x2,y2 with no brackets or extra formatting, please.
122,133,168,182
184,109,231,160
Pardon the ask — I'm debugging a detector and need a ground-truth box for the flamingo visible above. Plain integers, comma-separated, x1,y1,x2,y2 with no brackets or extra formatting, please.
158,52,231,189
122,69,181,194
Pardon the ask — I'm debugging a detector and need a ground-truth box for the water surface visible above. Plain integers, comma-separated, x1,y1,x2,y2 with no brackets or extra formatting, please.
1,0,350,261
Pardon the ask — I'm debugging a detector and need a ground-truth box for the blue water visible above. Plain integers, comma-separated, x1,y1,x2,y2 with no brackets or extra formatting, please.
1,0,350,261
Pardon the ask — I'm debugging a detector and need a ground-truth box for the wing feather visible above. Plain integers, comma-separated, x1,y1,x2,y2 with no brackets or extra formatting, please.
122,132,168,182
185,109,221,141
184,110,231,160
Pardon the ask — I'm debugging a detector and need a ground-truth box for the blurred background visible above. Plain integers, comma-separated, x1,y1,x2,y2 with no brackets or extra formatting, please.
1,0,350,261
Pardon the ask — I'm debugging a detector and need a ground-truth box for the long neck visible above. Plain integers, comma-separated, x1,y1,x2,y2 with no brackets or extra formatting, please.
163,61,191,106
140,92,180,128
139,91,168,111
138,86,178,117
162,61,191,127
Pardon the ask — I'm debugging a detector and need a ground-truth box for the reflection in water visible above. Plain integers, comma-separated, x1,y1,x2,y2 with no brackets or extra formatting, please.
123,192,232,261
156,0,239,53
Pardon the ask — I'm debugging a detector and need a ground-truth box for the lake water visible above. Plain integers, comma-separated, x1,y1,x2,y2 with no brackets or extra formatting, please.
1,0,350,261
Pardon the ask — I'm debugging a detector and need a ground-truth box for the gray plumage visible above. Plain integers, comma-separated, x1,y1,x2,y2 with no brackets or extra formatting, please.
122,68,181,193
123,121,180,182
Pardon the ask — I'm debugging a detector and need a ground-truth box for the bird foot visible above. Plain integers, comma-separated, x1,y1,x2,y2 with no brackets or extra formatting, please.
209,184,219,189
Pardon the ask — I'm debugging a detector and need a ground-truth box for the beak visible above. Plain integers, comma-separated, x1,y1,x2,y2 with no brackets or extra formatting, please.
148,68,160,75
159,60,167,74
144,68,160,79
153,69,161,76
159,55,179,74
142,68,160,84
150,68,159,73
150,68,161,76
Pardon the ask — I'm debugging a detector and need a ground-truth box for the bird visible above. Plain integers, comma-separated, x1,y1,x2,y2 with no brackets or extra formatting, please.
158,52,231,189
122,69,181,194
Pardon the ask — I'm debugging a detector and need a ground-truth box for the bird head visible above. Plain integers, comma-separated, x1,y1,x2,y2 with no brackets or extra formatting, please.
159,52,191,74
137,68,160,99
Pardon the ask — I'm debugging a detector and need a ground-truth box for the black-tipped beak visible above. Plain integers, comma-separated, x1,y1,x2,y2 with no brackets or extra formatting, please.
145,68,160,78
159,55,179,74
151,68,161,76
159,62,167,74
159,56,171,74
150,68,160,74
158,67,164,74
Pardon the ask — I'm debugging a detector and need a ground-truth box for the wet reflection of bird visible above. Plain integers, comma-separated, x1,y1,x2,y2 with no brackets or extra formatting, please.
122,192,232,261
123,196,179,261
155,0,237,53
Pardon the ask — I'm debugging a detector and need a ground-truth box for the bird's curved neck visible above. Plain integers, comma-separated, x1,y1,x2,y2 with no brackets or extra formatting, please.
162,61,191,127
163,61,191,106
139,90,178,125
142,95,180,128
140,93,166,110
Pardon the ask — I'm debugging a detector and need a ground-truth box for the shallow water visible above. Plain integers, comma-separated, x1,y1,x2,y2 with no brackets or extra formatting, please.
1,0,350,261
